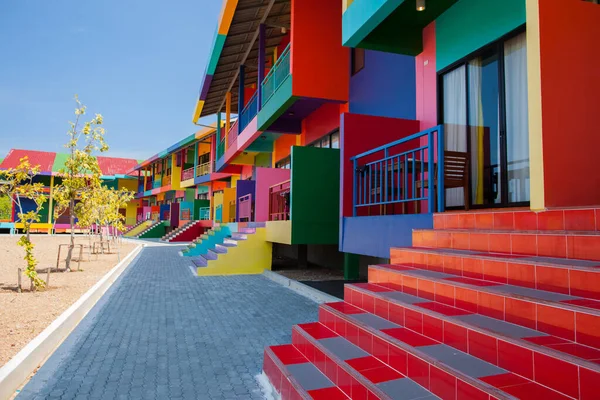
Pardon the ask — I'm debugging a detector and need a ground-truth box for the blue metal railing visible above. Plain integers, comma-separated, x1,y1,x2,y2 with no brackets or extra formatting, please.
350,125,445,216
198,207,210,220
239,91,258,132
261,43,291,107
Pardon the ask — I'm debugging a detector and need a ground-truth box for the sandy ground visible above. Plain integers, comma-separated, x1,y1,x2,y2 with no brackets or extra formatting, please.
0,235,137,368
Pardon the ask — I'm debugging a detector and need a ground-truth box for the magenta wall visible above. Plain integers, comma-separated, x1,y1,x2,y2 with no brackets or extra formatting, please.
416,22,437,132
254,167,291,222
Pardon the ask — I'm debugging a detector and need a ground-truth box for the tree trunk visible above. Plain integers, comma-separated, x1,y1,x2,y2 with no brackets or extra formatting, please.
65,198,75,272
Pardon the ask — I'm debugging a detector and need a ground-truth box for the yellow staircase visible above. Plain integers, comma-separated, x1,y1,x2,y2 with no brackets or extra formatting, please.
124,220,154,237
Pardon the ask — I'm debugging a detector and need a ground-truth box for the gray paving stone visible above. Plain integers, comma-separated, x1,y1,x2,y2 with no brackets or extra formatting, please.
17,246,319,399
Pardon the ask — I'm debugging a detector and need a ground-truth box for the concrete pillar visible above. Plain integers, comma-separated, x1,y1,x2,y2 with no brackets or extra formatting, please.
257,23,266,110
344,253,360,280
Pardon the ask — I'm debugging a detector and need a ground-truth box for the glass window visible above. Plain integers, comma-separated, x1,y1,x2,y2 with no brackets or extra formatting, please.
331,131,340,149
351,48,365,76
321,136,330,149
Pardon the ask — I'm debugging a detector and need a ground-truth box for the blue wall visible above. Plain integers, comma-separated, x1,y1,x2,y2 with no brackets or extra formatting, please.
349,49,416,120
340,214,433,258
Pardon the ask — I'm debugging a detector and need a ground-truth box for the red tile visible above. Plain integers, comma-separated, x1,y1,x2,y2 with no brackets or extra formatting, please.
375,281,404,292
462,257,484,280
511,234,537,255
404,309,423,333
372,336,389,364
497,340,533,379
326,302,364,315
567,235,600,261
538,210,565,231
422,314,443,342
565,209,596,231
580,367,600,400
308,386,349,400
536,304,575,341
353,283,394,293
469,330,498,365
362,295,375,314
523,335,570,346
563,298,600,310
458,213,476,229
488,233,512,253
388,346,407,374
298,323,338,340
506,262,536,288
374,298,389,320
346,322,359,347
360,365,403,384
493,212,514,230
433,214,445,229
382,327,438,347
451,232,470,250
505,297,537,329
443,255,463,275
434,282,456,306
430,366,457,400
469,233,489,252
388,303,404,326
335,317,347,337
349,377,368,400
402,276,418,296
537,234,567,258
445,214,460,229
475,213,494,230
445,276,499,287
325,355,337,382
417,279,435,301
337,366,352,397
533,352,579,398
477,292,505,320
547,342,600,360
270,344,307,365
535,265,569,294
418,302,471,316
436,232,452,248
428,253,444,271
390,249,412,265
443,321,468,352
502,383,572,400
357,328,373,354
570,270,600,300
407,354,430,389
455,287,478,313
515,212,538,231
482,260,508,283
480,372,528,388
575,312,600,349
457,380,489,400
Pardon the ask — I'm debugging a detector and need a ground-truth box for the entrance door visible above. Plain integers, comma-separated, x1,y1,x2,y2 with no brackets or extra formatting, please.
441,30,529,208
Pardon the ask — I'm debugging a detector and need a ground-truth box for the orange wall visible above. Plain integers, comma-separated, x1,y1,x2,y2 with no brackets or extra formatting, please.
291,0,349,101
273,134,298,163
539,0,600,207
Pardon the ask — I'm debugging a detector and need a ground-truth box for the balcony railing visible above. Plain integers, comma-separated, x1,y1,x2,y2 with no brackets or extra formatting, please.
196,161,211,177
351,125,445,216
227,120,239,150
153,179,162,189
182,167,195,181
261,43,291,107
217,137,225,159
198,207,210,220
269,180,290,221
238,194,253,222
239,91,258,132
163,175,171,186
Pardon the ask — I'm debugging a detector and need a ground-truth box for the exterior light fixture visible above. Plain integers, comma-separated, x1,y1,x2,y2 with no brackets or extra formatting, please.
416,0,426,11
281,27,287,34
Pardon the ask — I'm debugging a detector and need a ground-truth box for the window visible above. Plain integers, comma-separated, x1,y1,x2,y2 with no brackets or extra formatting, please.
583,0,599,4
308,129,340,149
275,156,291,169
197,193,208,200
331,131,340,149
351,48,365,76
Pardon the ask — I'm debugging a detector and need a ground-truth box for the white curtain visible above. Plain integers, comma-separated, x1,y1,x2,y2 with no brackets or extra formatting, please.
504,32,529,202
443,66,467,207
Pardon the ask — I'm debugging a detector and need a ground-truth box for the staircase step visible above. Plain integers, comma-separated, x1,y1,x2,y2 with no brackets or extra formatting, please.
238,228,256,234
231,233,247,240
369,264,600,350
321,301,586,399
434,208,600,232
391,247,600,300
214,244,228,253
344,282,600,397
206,250,219,260
292,323,434,399
413,229,600,261
191,256,208,268
263,345,349,399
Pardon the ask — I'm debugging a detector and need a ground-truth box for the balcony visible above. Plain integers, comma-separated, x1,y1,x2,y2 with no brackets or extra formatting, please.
163,175,171,187
181,167,195,181
261,43,290,108
227,120,239,149
239,91,258,133
268,180,290,221
196,161,211,177
145,180,153,191
152,179,162,189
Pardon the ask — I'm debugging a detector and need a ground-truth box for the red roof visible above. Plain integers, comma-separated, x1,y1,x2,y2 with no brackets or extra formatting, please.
0,149,56,173
96,156,139,176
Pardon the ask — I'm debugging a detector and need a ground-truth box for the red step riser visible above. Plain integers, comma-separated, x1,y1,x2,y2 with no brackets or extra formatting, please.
318,307,505,400
168,224,207,242
413,230,600,261
391,249,600,300
368,267,600,350
262,349,308,400
291,327,384,399
345,285,599,399
434,209,600,232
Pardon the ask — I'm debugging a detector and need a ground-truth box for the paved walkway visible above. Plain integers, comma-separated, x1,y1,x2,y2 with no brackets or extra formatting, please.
18,245,319,400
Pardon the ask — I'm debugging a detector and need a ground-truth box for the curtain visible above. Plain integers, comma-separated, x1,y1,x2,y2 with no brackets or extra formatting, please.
443,66,467,207
468,58,485,205
504,32,529,202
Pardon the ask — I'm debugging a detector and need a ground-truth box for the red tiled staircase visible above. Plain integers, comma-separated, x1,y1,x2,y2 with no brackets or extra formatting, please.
262,207,600,399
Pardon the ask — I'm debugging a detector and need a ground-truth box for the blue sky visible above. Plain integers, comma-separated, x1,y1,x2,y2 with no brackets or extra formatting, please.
0,0,221,161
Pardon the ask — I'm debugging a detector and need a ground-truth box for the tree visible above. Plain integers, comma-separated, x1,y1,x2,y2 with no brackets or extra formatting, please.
78,186,134,243
54,96,108,271
0,157,47,290
0,194,11,221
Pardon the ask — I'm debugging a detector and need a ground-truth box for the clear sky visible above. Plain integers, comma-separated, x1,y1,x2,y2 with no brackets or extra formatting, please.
0,0,221,161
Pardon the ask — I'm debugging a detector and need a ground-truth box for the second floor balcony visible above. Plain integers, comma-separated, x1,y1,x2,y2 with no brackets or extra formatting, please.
196,161,211,177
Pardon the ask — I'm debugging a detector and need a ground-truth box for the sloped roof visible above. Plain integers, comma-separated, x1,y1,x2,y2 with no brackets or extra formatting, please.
1,149,56,174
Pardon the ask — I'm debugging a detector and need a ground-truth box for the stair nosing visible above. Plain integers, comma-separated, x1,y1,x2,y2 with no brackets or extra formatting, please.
414,228,600,236
263,346,322,400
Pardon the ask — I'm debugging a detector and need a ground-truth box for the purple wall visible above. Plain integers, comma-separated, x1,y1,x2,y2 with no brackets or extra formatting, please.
170,203,180,227
349,50,416,120
235,180,256,222
254,168,291,222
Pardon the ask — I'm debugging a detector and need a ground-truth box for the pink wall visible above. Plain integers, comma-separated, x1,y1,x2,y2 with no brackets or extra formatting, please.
340,113,421,217
254,167,291,222
416,22,437,131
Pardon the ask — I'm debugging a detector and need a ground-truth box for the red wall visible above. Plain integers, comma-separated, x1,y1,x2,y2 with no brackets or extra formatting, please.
302,103,342,145
340,113,421,217
291,0,349,102
539,0,600,207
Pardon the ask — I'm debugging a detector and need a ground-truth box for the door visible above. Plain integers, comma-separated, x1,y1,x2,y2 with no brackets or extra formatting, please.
441,30,529,208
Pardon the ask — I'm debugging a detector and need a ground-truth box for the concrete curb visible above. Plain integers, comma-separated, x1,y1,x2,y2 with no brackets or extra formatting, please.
0,244,144,400
262,270,339,304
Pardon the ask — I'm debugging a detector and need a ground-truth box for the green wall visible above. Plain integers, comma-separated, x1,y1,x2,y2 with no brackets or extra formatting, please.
290,146,340,244
436,0,526,71
194,199,210,220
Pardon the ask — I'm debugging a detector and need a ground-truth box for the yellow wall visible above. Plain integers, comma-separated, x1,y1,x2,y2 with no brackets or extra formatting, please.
171,153,182,190
223,187,236,223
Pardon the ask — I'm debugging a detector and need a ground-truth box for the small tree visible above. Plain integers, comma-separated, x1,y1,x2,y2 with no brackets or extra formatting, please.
54,96,108,271
0,157,47,291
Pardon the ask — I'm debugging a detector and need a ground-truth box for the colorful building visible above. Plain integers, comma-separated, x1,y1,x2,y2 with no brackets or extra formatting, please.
190,0,600,399
0,149,140,233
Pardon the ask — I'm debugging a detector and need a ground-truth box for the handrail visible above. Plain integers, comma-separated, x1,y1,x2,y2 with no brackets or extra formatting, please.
196,161,211,177
181,167,195,181
239,91,258,132
269,180,291,221
351,125,445,216
261,43,291,107
227,119,239,149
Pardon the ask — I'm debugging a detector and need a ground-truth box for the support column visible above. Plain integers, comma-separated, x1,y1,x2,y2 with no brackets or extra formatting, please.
47,175,54,233
238,65,245,114
344,253,360,280
194,142,199,177
297,244,308,269
257,23,266,110
225,92,231,145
